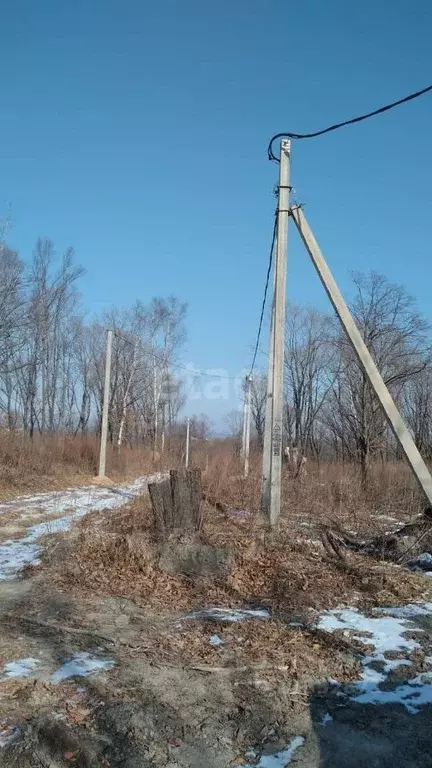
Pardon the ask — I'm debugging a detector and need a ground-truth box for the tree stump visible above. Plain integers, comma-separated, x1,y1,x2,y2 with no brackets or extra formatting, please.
148,469,203,537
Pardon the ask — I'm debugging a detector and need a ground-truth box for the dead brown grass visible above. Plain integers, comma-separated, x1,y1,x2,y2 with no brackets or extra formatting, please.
0,432,166,498
47,469,431,619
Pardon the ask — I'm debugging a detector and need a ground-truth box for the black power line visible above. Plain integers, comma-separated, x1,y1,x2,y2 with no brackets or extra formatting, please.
248,213,278,377
268,83,432,161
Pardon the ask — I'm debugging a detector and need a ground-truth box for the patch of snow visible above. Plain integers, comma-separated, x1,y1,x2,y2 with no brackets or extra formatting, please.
187,607,270,623
352,673,432,714
317,607,422,668
407,553,432,572
1,657,40,680
320,712,333,725
51,653,114,684
209,634,224,646
318,604,432,714
239,736,305,767
0,473,163,581
0,540,41,580
375,603,432,620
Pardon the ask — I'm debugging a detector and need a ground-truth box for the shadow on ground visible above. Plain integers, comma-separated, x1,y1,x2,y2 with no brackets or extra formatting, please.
301,683,432,768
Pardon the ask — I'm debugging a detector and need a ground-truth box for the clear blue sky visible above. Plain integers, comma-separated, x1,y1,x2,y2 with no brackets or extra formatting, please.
1,0,431,424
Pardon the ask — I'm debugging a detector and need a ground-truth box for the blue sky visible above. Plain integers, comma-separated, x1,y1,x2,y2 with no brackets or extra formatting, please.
1,0,431,424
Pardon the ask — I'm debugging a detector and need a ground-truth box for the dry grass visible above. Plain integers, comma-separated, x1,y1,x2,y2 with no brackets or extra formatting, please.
202,447,425,533
0,432,167,498
47,461,431,619
22,447,430,697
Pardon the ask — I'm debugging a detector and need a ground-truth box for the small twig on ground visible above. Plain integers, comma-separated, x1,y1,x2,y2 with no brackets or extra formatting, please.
189,663,290,673
1,613,115,645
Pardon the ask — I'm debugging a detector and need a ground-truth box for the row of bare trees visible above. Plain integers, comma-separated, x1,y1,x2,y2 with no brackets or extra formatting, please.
0,234,187,446
245,271,432,477
2,222,431,475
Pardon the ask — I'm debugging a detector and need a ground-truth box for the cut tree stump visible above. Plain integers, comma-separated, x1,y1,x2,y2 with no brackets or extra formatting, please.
148,469,203,537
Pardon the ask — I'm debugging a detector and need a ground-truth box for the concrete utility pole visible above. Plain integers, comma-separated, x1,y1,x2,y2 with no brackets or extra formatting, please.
241,385,248,458
161,402,166,454
98,328,113,478
153,366,159,459
261,273,276,513
262,139,291,526
243,375,252,478
185,418,190,468
291,204,432,507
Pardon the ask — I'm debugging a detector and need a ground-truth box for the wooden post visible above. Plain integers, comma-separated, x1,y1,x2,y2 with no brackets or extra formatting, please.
291,204,432,507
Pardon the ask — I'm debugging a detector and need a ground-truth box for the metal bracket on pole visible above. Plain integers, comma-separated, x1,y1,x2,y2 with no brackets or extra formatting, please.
291,204,432,507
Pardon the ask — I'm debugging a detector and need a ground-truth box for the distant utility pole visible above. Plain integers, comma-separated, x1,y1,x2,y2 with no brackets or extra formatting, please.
290,204,432,507
161,402,166,454
243,375,252,478
261,139,291,526
98,329,113,478
241,386,247,458
185,418,190,468
153,367,159,459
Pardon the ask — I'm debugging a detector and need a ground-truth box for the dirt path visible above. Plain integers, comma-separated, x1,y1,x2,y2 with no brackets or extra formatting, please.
0,474,162,580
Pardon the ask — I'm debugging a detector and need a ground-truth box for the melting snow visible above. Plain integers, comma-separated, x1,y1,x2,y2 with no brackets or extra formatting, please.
0,474,162,580
239,736,305,767
1,658,40,680
318,607,422,664
352,673,432,713
0,654,114,685
51,653,114,683
209,634,224,646
187,607,270,623
318,604,432,713
407,553,432,572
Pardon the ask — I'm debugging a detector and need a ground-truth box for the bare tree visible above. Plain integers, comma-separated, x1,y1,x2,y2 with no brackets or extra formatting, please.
224,409,243,440
404,365,432,458
325,271,430,479
249,375,267,448
189,414,213,440
284,305,336,457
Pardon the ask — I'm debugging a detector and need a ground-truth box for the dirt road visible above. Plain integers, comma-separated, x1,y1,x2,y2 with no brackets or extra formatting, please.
0,474,162,580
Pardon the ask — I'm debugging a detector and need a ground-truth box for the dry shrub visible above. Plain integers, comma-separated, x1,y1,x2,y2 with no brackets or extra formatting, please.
0,431,163,496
